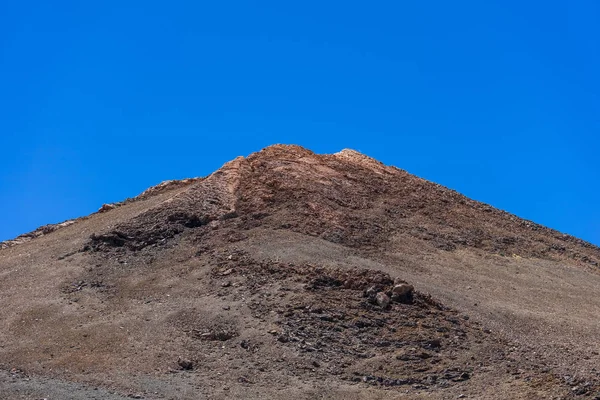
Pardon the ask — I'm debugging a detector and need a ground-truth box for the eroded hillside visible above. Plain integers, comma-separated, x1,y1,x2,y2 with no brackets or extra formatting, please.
1,145,599,399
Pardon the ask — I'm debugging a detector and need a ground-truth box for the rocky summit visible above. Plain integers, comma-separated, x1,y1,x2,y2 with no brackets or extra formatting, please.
1,144,600,399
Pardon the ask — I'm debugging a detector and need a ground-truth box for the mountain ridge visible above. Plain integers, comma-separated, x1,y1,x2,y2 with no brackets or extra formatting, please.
3,144,599,262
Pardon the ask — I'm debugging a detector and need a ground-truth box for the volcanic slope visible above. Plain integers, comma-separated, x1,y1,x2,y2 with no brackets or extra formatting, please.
1,144,600,399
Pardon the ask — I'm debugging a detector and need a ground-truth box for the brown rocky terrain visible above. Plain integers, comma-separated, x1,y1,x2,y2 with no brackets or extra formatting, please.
1,144,600,399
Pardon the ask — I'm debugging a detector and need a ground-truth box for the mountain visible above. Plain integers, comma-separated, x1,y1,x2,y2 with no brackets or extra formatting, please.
1,144,599,399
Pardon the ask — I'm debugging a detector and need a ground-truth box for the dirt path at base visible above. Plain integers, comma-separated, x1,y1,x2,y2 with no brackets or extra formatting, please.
0,370,133,400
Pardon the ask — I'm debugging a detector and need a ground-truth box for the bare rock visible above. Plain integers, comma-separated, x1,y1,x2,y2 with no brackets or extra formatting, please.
98,203,117,213
391,283,414,304
365,285,379,297
394,276,408,285
376,292,391,308
393,284,414,296
177,357,194,370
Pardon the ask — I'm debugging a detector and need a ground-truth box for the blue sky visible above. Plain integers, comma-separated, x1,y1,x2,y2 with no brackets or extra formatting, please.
1,1,598,246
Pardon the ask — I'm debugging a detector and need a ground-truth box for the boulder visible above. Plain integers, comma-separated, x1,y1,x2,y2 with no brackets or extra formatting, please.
392,284,414,303
392,284,414,297
376,292,391,308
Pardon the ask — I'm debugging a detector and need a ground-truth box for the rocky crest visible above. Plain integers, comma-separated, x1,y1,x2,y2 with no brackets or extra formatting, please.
75,144,599,266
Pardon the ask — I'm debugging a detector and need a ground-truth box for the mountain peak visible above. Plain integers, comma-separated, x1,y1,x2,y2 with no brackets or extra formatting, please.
251,143,316,159
2,144,600,398
333,148,390,173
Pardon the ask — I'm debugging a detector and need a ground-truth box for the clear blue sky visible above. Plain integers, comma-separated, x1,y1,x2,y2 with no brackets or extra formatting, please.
1,1,598,246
